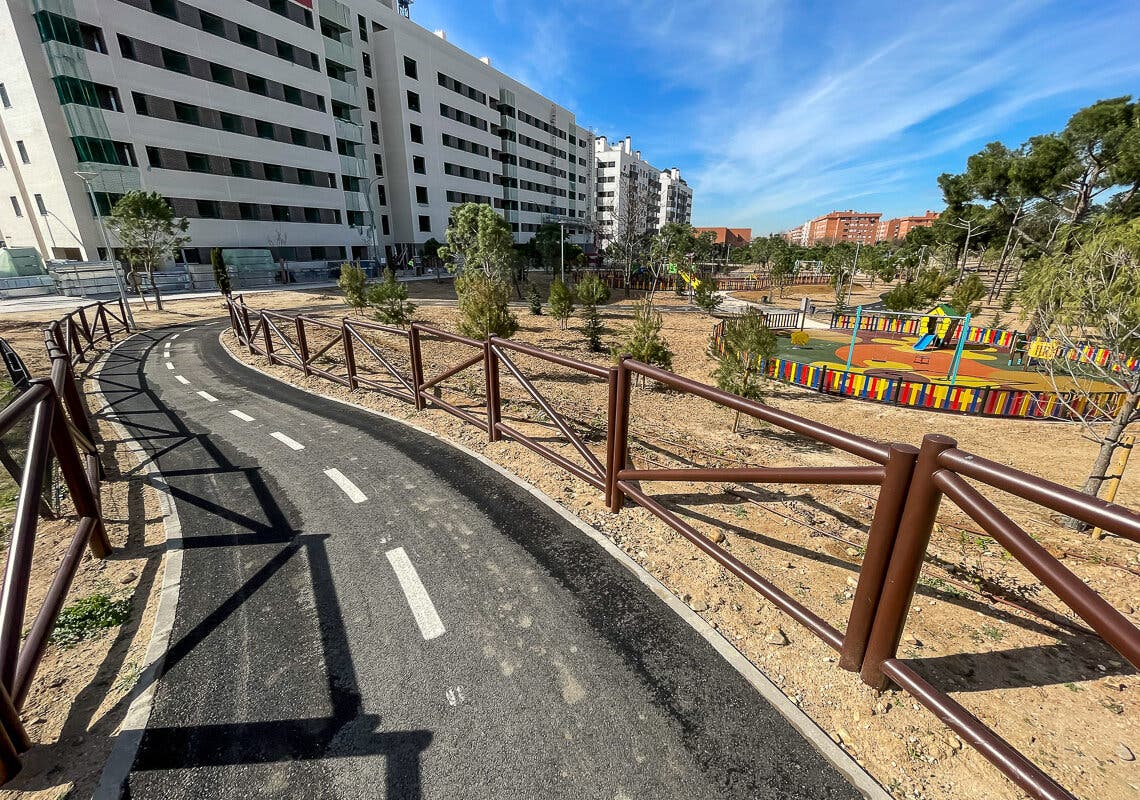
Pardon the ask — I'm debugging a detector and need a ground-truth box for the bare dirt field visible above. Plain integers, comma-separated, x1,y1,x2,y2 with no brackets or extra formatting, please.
1,282,1137,799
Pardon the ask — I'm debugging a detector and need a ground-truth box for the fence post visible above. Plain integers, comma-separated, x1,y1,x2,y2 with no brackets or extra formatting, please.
0,681,28,780
609,356,632,513
98,304,112,341
295,317,311,376
47,391,109,557
484,337,501,442
342,322,358,390
118,295,130,332
603,366,619,508
240,304,253,351
840,443,919,672
860,434,956,690
261,313,274,360
409,324,425,410
818,366,828,393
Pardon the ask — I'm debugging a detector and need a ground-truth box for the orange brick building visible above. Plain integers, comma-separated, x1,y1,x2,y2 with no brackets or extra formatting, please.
876,211,939,241
693,227,752,246
804,210,881,245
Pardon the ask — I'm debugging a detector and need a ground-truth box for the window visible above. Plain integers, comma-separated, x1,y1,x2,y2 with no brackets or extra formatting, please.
186,152,210,172
271,205,290,222
199,10,226,37
403,56,417,79
237,25,259,48
239,202,258,220
196,199,223,219
210,62,235,86
413,156,426,174
276,41,295,62
10,197,21,218
362,53,372,79
304,207,321,223
220,112,243,133
247,75,269,96
418,215,431,232
370,121,379,145
358,15,368,42
409,124,423,144
132,92,150,116
256,120,275,139
381,215,390,236
173,102,199,125
0,84,9,108
407,91,420,112
264,164,284,182
415,186,428,204
284,85,302,105
16,141,29,164
376,184,386,205
366,87,376,112
374,154,383,176
290,128,308,146
152,0,177,19
161,48,191,75
230,158,253,178
34,194,47,215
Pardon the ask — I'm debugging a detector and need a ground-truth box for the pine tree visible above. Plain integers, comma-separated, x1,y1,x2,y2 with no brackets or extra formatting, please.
576,273,610,351
456,270,518,338
612,301,673,372
713,310,777,431
338,262,369,314
526,283,543,315
693,276,721,314
210,248,232,298
548,278,574,329
367,268,416,326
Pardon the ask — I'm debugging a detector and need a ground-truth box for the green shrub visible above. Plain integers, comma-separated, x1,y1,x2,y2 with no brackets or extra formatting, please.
210,248,231,298
526,283,543,315
338,263,369,314
456,270,517,339
50,593,131,648
612,301,673,371
548,278,574,329
367,268,415,326
693,276,721,314
576,274,610,352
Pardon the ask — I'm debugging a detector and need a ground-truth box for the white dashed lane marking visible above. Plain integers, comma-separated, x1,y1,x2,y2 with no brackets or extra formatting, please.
197,391,218,403
269,431,305,451
324,468,367,503
229,410,255,422
387,547,446,641
175,375,190,385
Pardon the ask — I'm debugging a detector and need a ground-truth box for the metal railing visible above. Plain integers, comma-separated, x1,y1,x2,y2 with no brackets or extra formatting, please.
226,298,1138,800
0,301,126,782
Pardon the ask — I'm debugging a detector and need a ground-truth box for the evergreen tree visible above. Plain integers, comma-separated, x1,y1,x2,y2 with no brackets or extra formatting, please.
338,262,369,314
455,270,517,338
713,310,778,431
548,278,574,329
576,273,610,351
367,268,416,326
612,301,673,372
210,248,232,298
526,283,543,315
693,276,721,314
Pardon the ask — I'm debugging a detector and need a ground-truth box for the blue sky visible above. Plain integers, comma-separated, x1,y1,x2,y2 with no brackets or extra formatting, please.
408,0,1140,234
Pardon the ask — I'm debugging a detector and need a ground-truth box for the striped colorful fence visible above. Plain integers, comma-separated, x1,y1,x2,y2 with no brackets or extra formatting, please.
710,332,1126,422
831,312,1016,352
593,270,831,293
1030,340,1140,373
965,326,1017,349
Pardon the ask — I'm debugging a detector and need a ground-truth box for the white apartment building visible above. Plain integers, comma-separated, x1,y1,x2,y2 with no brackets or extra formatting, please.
594,135,691,250
0,0,593,268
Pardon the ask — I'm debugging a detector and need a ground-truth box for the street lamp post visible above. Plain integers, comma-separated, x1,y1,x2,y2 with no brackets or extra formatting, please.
559,221,566,284
365,176,383,274
75,171,134,329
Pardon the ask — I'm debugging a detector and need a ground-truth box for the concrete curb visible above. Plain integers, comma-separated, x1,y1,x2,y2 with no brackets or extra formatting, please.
219,329,892,800
89,330,187,800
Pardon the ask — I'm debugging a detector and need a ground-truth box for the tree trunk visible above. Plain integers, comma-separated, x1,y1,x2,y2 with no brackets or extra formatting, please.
1068,389,1140,530
149,265,164,311
130,267,151,311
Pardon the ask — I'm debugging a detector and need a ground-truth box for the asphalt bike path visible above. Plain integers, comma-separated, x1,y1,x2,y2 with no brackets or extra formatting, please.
95,322,870,799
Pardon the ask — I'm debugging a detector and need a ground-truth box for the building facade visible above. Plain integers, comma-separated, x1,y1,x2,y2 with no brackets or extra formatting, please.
594,135,690,250
876,210,939,241
0,0,594,267
693,226,751,247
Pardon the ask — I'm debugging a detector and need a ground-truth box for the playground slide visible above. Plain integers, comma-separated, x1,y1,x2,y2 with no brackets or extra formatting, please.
913,333,937,351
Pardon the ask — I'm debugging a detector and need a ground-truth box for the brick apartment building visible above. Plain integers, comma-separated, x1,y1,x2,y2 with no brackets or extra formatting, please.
876,211,939,241
693,226,751,246
782,209,939,246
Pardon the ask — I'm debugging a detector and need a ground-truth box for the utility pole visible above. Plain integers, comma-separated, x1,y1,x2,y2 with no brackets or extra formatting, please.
75,171,134,329
559,220,566,284
844,240,861,310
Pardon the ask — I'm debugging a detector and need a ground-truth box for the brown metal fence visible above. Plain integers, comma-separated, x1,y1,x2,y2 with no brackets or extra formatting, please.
0,301,125,782
226,297,1138,800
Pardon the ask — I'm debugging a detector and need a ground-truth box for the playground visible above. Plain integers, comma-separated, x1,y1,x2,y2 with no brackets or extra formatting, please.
775,311,1119,394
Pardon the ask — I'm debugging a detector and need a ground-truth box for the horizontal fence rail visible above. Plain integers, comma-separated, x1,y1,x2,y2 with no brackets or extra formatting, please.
225,298,1137,800
0,301,123,782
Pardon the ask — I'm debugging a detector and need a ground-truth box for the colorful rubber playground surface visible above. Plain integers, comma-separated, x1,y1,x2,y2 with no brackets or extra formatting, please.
775,329,1116,392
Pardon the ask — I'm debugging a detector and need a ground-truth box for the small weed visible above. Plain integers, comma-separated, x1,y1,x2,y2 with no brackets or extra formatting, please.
49,593,131,648
832,591,850,606
980,624,1004,642
114,660,144,693
919,575,969,599
1064,682,1085,693
1101,699,1124,715
730,505,748,519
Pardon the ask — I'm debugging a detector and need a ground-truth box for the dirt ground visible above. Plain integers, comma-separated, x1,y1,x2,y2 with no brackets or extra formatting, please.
1,282,1137,799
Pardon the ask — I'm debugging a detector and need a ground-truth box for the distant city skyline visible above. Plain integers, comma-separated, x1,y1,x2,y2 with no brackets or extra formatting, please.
410,0,1140,234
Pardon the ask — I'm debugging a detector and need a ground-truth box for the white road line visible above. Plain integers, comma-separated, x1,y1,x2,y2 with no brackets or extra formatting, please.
229,409,255,422
170,333,179,340
166,362,174,370
324,468,367,503
175,375,190,385
197,391,218,403
269,431,305,450
386,547,445,641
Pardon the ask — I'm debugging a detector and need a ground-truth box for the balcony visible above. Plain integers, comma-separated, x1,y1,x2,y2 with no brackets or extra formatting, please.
339,154,365,178
318,0,351,28
62,104,112,139
74,162,142,193
329,78,358,108
335,117,363,144
322,36,353,69
343,191,367,213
